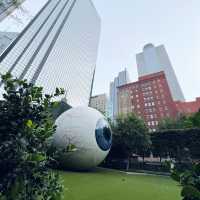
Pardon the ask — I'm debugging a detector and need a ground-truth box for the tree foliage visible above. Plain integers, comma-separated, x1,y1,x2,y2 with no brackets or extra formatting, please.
172,163,200,200
0,73,64,200
110,113,151,159
158,111,200,131
151,129,200,160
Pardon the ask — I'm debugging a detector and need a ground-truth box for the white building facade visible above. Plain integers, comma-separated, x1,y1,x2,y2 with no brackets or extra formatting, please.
109,69,130,120
136,43,185,101
0,0,101,107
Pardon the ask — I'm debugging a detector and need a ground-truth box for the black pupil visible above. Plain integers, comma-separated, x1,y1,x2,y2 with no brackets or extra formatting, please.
95,118,112,151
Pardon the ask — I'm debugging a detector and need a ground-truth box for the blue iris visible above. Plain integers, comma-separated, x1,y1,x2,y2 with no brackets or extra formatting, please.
95,118,112,151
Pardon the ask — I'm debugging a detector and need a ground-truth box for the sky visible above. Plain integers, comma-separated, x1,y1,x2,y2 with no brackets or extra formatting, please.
92,0,200,101
0,0,199,101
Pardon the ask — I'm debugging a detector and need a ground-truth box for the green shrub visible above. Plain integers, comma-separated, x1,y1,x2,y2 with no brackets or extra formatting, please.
0,73,64,200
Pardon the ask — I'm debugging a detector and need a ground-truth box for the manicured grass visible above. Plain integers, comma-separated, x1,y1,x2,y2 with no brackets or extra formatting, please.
60,168,181,200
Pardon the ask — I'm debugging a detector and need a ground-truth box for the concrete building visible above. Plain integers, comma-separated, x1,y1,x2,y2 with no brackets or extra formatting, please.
109,68,130,120
90,93,108,116
0,31,18,54
0,0,101,107
118,71,177,132
136,44,185,101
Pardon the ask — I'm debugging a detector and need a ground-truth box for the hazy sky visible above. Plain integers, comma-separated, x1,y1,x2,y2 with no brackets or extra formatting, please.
0,0,199,101
92,0,200,101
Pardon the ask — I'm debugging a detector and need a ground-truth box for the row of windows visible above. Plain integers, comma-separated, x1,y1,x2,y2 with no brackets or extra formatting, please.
145,107,156,113
146,114,157,120
147,121,159,126
144,96,154,102
144,102,155,107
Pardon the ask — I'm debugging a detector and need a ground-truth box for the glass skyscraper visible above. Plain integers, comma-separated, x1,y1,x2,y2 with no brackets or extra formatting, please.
109,69,130,120
0,0,101,107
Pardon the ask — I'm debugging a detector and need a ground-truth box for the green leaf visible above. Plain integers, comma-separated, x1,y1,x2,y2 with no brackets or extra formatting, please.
181,185,200,200
66,144,77,152
26,120,33,128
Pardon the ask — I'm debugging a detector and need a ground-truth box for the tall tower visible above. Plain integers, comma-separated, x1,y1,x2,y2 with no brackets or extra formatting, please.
136,43,185,101
109,68,130,119
0,0,101,107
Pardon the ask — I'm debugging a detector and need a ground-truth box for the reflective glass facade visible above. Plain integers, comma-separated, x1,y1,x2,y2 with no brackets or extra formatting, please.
0,0,101,107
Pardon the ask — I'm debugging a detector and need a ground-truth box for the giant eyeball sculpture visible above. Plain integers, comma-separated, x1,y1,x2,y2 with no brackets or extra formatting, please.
52,107,112,170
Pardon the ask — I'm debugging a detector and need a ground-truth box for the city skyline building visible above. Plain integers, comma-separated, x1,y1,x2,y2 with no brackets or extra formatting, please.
0,31,18,54
136,43,185,101
109,68,130,119
0,0,101,107
90,93,108,117
118,71,177,131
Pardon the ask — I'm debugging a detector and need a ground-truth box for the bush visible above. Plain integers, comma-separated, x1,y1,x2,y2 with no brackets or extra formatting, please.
172,163,200,200
0,73,64,199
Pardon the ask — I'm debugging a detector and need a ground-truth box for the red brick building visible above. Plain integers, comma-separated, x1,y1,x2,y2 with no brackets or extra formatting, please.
118,71,177,132
175,98,200,115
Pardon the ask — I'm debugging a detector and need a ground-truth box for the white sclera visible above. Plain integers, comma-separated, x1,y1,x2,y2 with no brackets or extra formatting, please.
53,106,111,170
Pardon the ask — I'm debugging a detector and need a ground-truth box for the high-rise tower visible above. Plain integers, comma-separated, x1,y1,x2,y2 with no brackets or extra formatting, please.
0,0,101,107
136,44,185,101
109,68,130,119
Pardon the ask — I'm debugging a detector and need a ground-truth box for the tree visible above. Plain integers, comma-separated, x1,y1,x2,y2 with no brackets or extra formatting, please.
0,73,64,199
151,129,200,161
191,110,200,128
158,116,193,131
111,113,151,164
158,117,180,130
172,163,200,200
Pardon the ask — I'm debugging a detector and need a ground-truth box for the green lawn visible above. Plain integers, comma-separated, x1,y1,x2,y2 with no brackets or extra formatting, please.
60,168,181,200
